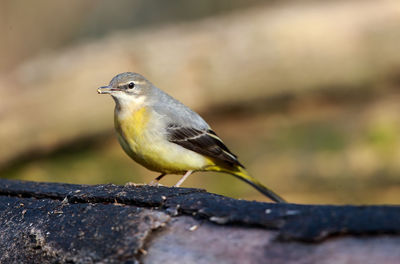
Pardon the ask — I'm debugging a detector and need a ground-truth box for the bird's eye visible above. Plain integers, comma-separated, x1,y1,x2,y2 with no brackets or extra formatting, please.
128,82,135,89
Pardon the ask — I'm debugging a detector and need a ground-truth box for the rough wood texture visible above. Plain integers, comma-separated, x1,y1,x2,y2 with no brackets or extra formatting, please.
0,179,399,263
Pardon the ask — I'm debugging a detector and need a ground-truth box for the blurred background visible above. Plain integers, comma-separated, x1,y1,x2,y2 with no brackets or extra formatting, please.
1,0,400,204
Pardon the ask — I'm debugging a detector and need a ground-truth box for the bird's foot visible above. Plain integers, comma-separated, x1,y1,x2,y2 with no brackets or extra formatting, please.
148,180,162,187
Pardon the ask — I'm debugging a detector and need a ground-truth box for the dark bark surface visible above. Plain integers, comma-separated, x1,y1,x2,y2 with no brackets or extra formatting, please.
0,179,399,264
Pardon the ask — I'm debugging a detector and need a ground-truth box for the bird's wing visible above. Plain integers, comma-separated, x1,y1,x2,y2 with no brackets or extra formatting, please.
166,124,244,168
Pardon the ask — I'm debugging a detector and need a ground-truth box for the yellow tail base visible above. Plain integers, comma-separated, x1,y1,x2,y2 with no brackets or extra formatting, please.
205,165,286,203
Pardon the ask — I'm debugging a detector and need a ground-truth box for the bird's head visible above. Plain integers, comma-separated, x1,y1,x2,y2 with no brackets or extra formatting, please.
98,72,153,106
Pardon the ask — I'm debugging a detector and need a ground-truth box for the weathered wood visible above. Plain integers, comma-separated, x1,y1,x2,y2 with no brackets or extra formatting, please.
0,179,399,263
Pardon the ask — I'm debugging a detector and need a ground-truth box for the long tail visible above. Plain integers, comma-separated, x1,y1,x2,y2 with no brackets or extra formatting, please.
230,167,286,203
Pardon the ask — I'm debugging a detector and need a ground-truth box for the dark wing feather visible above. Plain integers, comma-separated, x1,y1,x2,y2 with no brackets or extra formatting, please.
167,125,244,168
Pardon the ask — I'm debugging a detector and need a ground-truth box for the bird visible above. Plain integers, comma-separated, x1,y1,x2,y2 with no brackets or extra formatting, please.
97,72,286,203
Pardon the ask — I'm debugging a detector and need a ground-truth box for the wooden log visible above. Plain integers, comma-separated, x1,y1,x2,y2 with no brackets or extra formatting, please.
0,179,399,263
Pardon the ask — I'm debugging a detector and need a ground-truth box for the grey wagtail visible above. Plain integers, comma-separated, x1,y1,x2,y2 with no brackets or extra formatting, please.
98,72,286,203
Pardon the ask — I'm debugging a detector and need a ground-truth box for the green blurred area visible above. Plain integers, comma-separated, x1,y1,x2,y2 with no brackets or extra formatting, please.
4,88,400,204
1,0,400,204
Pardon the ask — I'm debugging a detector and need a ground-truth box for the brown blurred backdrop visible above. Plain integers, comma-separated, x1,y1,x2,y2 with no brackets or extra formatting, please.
1,0,400,204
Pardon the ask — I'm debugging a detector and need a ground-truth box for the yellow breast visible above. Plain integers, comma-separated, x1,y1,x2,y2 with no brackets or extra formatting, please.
114,105,211,174
115,106,149,153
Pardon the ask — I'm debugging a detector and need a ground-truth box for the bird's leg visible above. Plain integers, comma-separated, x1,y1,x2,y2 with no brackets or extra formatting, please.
155,173,167,181
149,173,166,186
174,170,193,187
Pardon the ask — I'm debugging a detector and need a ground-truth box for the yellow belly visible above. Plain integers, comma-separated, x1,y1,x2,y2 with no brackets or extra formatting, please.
115,106,210,174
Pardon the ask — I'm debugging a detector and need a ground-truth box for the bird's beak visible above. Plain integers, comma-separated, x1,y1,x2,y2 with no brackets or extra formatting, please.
97,85,121,94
